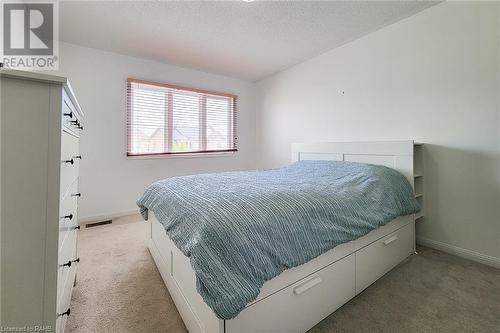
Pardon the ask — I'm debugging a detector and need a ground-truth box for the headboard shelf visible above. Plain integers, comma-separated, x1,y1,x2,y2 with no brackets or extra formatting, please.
291,140,424,222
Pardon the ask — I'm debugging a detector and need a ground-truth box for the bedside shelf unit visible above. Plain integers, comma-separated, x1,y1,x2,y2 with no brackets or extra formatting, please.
413,143,425,221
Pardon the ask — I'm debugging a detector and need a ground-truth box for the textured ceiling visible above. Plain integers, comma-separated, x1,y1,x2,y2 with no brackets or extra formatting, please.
60,1,438,81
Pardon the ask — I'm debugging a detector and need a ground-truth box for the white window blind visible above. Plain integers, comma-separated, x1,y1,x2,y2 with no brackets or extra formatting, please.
127,78,237,156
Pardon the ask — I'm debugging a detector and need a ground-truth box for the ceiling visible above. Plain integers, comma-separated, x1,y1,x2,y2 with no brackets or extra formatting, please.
60,1,438,81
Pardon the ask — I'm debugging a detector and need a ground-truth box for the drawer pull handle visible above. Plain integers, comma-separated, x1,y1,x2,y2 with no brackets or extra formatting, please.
71,192,81,197
63,111,73,118
383,235,399,245
63,158,74,165
61,258,80,268
77,125,84,130
72,226,81,230
62,214,73,220
73,155,82,160
70,120,79,126
57,308,70,317
293,276,322,295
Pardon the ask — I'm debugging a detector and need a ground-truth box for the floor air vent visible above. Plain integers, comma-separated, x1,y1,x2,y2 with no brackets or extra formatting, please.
85,220,112,228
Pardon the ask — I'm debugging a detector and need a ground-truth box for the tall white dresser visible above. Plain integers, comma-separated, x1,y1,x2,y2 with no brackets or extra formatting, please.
1,69,83,332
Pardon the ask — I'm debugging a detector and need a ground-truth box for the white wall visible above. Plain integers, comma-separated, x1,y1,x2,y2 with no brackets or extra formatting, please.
56,43,256,221
256,2,500,261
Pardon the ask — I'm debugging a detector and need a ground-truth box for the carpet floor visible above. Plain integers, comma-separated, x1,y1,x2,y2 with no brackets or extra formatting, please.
67,217,500,333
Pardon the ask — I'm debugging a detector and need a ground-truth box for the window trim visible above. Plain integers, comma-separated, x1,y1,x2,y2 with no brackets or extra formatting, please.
126,78,238,157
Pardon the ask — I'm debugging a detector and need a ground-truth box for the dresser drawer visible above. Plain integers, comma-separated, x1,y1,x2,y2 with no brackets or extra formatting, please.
56,261,76,333
58,229,77,275
56,206,78,333
57,261,76,314
57,229,77,304
356,221,414,293
59,179,79,247
62,89,82,135
55,312,65,333
62,98,77,132
60,131,80,197
226,254,356,333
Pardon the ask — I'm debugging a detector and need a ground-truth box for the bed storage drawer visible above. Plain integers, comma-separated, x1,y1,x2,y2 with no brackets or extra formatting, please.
151,218,172,271
225,254,356,333
355,221,414,293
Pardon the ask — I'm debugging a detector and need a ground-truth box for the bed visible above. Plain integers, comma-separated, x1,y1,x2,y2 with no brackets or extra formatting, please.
142,141,419,333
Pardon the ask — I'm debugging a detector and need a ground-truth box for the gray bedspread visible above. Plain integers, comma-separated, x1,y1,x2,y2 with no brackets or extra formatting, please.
137,160,419,319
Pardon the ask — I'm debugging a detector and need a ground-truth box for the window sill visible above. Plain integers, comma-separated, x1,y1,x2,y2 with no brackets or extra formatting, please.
126,151,238,160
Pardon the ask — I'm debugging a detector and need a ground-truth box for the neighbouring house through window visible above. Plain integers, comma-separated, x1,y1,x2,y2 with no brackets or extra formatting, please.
127,78,237,156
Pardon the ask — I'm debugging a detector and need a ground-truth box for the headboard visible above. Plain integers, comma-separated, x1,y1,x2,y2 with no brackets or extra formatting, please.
291,141,415,187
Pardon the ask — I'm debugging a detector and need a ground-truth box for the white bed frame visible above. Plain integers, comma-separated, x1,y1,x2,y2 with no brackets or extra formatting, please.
147,141,417,333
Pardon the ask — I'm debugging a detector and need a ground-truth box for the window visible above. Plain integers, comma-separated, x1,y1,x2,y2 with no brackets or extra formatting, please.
127,78,237,156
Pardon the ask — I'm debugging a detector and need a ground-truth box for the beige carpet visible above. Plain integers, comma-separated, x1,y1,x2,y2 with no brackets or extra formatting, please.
67,217,500,333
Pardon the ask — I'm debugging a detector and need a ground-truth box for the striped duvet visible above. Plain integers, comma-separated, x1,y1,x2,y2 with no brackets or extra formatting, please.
137,160,419,319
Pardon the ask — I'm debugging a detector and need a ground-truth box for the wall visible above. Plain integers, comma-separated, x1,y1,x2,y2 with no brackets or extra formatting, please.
256,2,500,262
56,43,256,221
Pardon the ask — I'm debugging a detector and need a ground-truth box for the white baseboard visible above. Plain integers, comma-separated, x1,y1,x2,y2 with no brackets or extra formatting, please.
78,210,140,224
417,236,500,269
